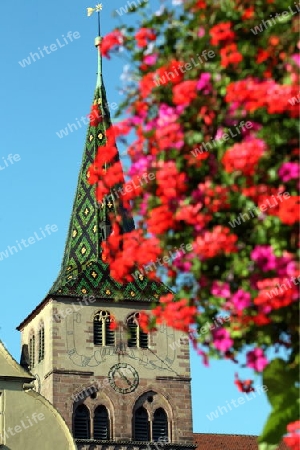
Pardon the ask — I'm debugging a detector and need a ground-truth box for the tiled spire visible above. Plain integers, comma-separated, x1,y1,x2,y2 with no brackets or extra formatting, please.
49,38,167,301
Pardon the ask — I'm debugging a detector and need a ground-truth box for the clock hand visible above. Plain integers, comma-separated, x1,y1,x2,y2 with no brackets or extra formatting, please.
116,369,132,386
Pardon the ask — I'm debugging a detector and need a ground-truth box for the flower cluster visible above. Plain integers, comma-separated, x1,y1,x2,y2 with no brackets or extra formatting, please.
152,293,197,333
93,0,299,446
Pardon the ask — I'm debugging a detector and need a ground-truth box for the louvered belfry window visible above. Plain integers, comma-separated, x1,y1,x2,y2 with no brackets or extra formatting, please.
29,334,35,369
38,325,45,362
94,311,115,346
153,408,168,441
74,405,90,439
127,313,148,349
127,314,138,347
94,405,109,440
134,407,149,441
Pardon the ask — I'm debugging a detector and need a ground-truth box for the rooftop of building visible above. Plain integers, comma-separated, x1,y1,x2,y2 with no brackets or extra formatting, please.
193,433,289,450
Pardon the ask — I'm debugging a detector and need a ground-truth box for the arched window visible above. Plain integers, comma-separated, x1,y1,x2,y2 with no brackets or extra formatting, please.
94,405,109,440
127,312,148,349
134,407,149,441
74,405,90,439
153,408,168,441
38,323,45,363
29,334,35,369
94,311,115,346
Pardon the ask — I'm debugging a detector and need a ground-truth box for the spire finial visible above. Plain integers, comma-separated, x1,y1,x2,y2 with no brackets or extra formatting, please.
87,4,103,87
87,3,103,37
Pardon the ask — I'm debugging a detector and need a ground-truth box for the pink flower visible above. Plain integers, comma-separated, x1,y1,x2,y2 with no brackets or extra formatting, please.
211,281,231,298
275,253,297,277
197,349,209,366
143,53,158,66
228,101,245,116
144,118,157,132
157,103,181,126
251,245,276,272
291,54,300,67
231,289,251,311
173,259,192,272
246,348,268,372
197,73,212,93
155,122,184,150
139,193,150,216
198,27,205,38
278,162,300,183
212,329,233,352
215,127,225,140
259,304,272,315
128,155,154,177
173,251,194,272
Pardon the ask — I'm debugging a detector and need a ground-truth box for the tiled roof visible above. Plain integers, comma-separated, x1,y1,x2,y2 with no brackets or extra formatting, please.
193,433,289,450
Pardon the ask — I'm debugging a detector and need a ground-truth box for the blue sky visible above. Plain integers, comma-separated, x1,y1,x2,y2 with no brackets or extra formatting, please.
0,0,271,436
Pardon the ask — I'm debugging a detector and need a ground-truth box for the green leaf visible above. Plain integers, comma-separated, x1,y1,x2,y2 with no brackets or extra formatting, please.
258,443,278,450
258,359,300,445
259,399,299,446
263,359,298,408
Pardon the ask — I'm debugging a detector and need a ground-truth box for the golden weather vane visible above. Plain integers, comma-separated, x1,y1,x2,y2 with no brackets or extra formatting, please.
87,3,103,36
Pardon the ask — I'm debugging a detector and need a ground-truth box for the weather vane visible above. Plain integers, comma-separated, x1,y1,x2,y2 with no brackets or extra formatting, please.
87,3,103,36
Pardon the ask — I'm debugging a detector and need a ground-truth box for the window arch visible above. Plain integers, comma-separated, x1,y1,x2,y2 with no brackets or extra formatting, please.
74,404,90,439
134,407,149,441
94,405,109,440
153,408,168,441
38,323,45,363
94,311,115,346
133,391,172,442
29,333,35,369
127,312,148,348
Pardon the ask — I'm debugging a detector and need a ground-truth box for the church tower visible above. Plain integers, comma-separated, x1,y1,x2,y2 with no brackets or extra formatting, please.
17,29,195,450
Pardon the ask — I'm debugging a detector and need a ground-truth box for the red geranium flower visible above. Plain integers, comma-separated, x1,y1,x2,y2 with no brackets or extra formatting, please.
87,163,103,185
155,60,185,86
220,44,243,67
284,421,300,450
256,49,270,64
135,28,156,48
88,104,102,127
156,161,187,204
194,226,238,259
100,30,123,59
278,196,300,225
242,7,255,20
234,373,255,393
210,22,235,45
222,138,266,176
147,205,175,234
194,0,206,8
139,72,156,98
152,294,197,333
173,80,198,106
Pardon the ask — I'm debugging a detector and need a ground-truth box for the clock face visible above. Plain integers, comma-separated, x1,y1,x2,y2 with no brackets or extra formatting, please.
108,363,139,394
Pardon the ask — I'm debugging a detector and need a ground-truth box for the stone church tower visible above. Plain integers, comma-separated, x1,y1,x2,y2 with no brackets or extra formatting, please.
17,34,195,450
